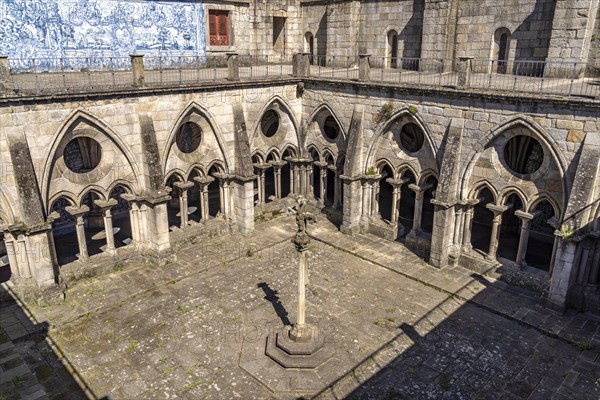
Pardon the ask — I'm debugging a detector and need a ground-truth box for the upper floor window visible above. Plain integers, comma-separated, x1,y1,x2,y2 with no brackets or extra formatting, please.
209,10,230,46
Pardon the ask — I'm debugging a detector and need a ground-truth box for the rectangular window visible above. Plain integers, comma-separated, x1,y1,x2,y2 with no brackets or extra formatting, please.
209,10,229,46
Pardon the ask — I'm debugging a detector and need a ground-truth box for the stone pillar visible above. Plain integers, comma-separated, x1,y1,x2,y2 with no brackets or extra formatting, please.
317,163,328,205
462,205,475,251
227,52,239,81
194,177,215,221
129,202,141,244
453,205,464,245
213,173,234,218
0,56,12,92
3,233,19,280
457,56,473,88
340,175,363,235
270,161,286,199
232,176,256,235
408,184,426,236
333,168,342,209
486,204,509,260
137,190,172,253
253,164,270,205
514,210,535,268
293,53,310,77
130,54,145,87
94,199,119,255
66,206,90,259
173,182,194,228
359,54,371,82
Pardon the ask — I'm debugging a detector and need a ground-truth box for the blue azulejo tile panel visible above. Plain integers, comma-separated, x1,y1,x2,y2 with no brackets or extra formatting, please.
0,0,205,71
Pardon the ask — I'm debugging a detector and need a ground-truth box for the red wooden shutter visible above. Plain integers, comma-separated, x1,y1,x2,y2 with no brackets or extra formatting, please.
209,10,229,46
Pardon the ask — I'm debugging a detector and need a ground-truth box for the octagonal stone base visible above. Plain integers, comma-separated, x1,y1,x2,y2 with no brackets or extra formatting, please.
265,325,334,369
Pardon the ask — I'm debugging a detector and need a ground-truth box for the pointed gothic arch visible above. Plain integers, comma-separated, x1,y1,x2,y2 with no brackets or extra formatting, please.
164,102,233,175
41,109,142,209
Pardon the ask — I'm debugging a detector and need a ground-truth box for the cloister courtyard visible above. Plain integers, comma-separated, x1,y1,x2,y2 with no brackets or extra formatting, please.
1,215,599,400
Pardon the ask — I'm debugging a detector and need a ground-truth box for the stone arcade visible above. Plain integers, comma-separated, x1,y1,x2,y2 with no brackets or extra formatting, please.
0,0,600,397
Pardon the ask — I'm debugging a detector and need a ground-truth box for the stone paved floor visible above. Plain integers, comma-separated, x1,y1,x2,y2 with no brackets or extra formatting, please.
1,216,599,399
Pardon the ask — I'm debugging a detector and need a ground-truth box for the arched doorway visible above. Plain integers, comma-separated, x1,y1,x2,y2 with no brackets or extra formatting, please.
494,28,511,74
379,165,394,221
497,194,524,262
470,187,495,254
387,30,398,69
525,200,556,271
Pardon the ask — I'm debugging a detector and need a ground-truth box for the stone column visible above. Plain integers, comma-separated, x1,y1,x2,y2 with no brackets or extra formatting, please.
486,204,509,260
408,184,426,236
313,161,327,204
359,54,371,82
232,176,256,235
328,165,342,208
130,54,145,87
253,164,270,205
462,205,475,251
340,175,363,235
3,233,19,280
457,56,473,88
94,199,119,255
387,177,409,227
227,52,239,81
514,210,535,268
174,182,194,228
213,173,233,218
270,161,286,199
66,205,90,259
129,202,141,244
194,176,215,221
453,205,464,245
139,190,172,253
293,53,310,77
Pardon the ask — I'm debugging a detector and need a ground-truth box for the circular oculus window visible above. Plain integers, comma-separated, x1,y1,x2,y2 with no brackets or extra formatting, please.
503,135,544,175
261,110,280,137
176,122,202,154
63,137,102,173
399,123,424,153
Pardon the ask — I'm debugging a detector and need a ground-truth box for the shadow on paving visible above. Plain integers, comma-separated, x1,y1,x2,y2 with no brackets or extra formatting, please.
0,284,108,400
310,270,600,400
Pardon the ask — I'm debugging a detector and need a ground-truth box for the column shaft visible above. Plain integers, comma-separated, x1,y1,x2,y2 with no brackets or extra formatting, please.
75,216,88,259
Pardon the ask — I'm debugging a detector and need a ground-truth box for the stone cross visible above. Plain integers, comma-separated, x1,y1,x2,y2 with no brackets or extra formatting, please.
288,195,317,341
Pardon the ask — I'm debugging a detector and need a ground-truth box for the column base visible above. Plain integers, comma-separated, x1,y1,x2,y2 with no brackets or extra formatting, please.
265,325,334,369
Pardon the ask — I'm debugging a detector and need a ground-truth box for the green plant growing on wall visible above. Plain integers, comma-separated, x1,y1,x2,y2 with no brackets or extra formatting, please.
560,225,574,242
366,166,378,175
408,105,418,114
373,102,395,125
